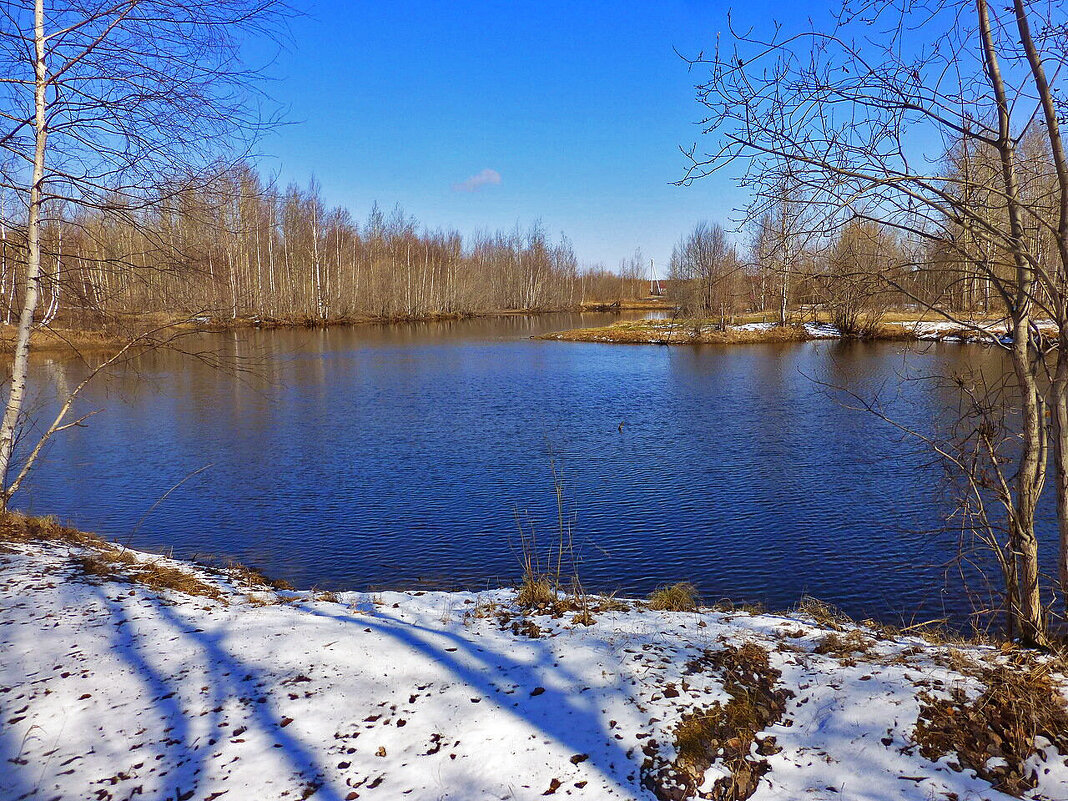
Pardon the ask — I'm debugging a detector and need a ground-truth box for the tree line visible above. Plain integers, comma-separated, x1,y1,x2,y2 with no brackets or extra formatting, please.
0,0,649,514
668,121,1063,341
0,164,648,329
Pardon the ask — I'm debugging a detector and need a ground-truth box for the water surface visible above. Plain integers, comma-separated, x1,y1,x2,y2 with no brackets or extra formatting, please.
21,312,1054,627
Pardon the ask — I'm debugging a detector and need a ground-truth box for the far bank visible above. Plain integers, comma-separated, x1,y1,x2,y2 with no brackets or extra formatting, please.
536,314,1052,346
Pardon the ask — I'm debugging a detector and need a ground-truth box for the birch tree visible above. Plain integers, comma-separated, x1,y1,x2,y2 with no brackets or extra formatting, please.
0,0,288,509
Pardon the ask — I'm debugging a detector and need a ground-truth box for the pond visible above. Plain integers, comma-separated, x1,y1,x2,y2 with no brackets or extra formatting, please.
19,312,1055,628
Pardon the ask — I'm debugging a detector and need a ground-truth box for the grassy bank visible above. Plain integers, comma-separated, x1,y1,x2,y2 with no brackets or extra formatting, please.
4,303,657,360
537,315,1036,345
578,298,672,312
540,319,823,345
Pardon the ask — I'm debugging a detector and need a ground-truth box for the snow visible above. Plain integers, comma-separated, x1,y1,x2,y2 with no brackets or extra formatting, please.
909,319,1058,342
1029,737,1068,799
2,541,1066,801
802,323,842,339
733,323,777,333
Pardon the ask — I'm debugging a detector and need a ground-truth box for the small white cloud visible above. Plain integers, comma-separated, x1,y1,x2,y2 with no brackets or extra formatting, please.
452,168,501,193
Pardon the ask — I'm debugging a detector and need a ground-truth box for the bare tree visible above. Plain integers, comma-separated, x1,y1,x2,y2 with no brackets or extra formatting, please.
755,174,810,326
818,220,899,337
0,0,290,509
680,0,1068,645
669,220,742,328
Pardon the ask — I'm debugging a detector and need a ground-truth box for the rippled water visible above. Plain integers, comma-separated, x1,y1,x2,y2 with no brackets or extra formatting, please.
18,312,1056,626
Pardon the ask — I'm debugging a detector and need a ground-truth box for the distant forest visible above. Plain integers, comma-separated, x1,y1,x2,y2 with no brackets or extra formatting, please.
0,163,649,328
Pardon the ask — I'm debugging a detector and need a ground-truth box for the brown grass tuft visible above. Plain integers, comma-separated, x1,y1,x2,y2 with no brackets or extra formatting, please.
711,598,767,615
792,595,852,630
590,592,630,613
813,630,875,660
572,610,595,626
466,596,500,620
648,582,700,612
516,574,557,611
643,642,792,800
225,561,294,591
72,545,221,599
0,511,103,548
915,657,1068,796
1,511,224,599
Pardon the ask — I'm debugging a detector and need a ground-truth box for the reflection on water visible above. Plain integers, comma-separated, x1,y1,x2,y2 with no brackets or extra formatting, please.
19,312,1055,627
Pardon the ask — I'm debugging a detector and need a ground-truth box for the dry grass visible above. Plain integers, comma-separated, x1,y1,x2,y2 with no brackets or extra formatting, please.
571,609,596,626
579,299,670,311
940,646,985,675
513,574,622,623
643,642,792,800
465,596,500,620
813,630,875,660
711,598,767,615
511,461,599,621
540,320,817,345
0,312,206,359
71,545,221,599
589,592,630,613
537,310,1021,346
516,573,557,611
224,560,294,591
648,582,700,612
0,324,131,358
792,595,852,631
914,655,1068,797
0,511,286,601
0,511,103,548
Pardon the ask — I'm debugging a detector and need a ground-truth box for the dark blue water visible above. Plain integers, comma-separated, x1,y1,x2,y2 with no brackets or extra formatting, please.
19,313,1052,627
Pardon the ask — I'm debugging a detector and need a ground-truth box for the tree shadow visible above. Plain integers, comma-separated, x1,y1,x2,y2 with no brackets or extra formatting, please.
43,580,348,801
99,589,204,801
149,596,348,801
295,599,645,795
4,573,649,799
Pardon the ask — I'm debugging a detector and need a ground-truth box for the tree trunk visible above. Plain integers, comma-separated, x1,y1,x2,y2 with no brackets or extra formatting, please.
1052,351,1068,608
1011,0,1068,614
978,0,1048,646
0,0,47,508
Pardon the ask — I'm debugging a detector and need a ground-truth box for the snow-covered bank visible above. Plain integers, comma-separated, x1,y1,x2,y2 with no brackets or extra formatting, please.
2,538,1067,801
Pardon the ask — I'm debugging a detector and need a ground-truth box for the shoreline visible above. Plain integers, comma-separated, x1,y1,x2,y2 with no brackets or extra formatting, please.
10,306,1020,361
536,317,1045,346
2,513,1067,799
3,303,669,359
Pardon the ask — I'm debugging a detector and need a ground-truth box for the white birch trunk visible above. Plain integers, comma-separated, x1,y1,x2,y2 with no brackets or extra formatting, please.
0,0,47,506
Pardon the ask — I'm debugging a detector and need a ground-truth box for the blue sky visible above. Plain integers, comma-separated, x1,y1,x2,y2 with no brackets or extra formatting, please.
257,1,828,273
